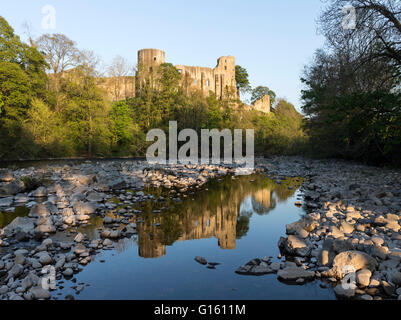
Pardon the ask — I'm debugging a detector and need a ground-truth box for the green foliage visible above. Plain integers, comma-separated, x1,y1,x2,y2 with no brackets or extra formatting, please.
109,101,145,155
235,65,251,94
0,16,48,159
0,16,306,160
302,81,401,165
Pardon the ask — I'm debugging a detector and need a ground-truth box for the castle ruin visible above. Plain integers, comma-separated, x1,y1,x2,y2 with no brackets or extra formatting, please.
97,48,270,113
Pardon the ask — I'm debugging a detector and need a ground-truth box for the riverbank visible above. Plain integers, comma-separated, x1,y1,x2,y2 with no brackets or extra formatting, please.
238,157,401,300
0,157,400,300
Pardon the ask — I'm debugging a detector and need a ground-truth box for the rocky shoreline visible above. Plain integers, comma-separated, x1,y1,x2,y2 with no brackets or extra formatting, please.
0,160,237,300
1,157,401,300
237,157,401,300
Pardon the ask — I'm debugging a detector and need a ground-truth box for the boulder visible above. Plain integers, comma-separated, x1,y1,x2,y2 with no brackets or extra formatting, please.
86,191,105,202
4,217,35,234
37,252,52,265
356,269,372,287
277,267,315,281
30,287,50,300
0,197,13,207
370,245,388,260
334,284,355,298
72,201,97,215
29,204,50,218
235,259,275,275
325,251,377,279
286,218,316,235
194,256,207,265
74,243,87,255
389,271,401,286
34,224,56,234
30,186,47,198
0,180,24,196
278,235,312,257
0,169,14,182
340,221,354,234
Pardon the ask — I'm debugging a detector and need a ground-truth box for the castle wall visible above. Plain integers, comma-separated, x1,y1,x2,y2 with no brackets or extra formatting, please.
253,94,271,113
96,76,136,101
175,55,237,99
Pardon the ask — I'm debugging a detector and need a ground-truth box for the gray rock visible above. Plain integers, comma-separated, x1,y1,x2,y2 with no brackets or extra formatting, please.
9,264,23,278
194,256,207,265
37,253,52,265
382,280,396,296
21,275,33,291
34,224,56,234
30,286,50,300
62,268,73,277
0,180,24,196
370,245,388,260
74,233,85,243
86,191,105,202
14,253,26,265
334,284,355,298
0,169,14,182
72,201,97,215
270,262,281,271
389,271,401,286
277,267,315,281
0,197,13,207
4,217,35,234
278,235,312,257
326,251,377,279
356,269,372,287
102,238,112,246
30,186,47,197
103,216,114,224
74,244,87,255
29,204,50,218
0,285,9,294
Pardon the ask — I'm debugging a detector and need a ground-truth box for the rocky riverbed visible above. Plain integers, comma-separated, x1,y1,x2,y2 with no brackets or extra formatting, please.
0,157,400,300
237,157,401,300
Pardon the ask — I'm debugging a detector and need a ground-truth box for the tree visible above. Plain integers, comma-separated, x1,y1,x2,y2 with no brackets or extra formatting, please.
235,65,251,95
302,2,401,165
108,55,133,101
58,65,110,157
251,86,276,105
35,33,80,74
109,101,134,150
319,0,401,77
0,16,48,159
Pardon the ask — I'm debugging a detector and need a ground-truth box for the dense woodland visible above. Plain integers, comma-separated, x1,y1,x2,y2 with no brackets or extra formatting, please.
0,0,400,166
301,0,401,166
0,16,305,160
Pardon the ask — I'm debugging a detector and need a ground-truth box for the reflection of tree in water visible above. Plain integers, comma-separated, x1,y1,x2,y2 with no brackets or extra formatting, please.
0,207,30,228
236,216,250,239
135,175,303,258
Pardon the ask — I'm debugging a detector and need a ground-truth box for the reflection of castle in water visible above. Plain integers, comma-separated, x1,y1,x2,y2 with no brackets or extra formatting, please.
137,177,299,258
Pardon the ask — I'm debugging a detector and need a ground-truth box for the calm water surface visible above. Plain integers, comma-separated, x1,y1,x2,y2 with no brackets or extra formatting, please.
48,174,336,300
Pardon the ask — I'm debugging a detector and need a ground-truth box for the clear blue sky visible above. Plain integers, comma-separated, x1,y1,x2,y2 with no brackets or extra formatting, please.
1,0,327,111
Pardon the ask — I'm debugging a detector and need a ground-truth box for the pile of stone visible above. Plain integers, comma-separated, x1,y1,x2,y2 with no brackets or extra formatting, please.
235,157,401,300
0,160,236,299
